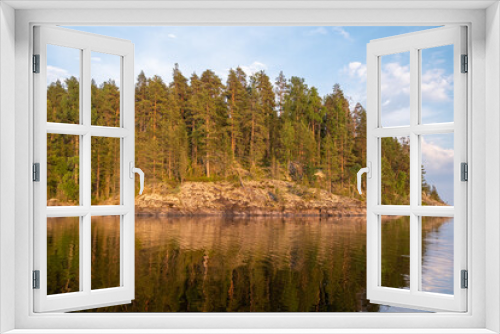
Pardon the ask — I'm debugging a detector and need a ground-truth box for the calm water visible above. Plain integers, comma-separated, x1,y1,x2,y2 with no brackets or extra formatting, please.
47,216,454,312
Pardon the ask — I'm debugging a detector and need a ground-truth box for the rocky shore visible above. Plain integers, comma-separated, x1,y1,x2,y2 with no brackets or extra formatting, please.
47,179,446,217
134,180,366,217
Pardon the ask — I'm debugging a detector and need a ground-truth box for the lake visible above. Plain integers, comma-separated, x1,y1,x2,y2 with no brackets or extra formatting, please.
46,216,454,312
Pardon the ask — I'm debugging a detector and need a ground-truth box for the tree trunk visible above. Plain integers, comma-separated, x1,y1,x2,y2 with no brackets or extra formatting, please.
231,91,236,156
206,104,210,178
95,146,100,200
250,101,255,167
153,95,157,193
192,119,197,171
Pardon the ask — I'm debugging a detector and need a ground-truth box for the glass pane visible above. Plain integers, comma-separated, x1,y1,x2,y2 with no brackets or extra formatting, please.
46,44,80,124
421,133,454,206
421,45,454,124
47,217,80,295
91,215,121,290
381,136,410,205
421,217,454,295
380,51,410,127
91,137,120,205
91,52,121,127
381,216,410,290
47,134,79,206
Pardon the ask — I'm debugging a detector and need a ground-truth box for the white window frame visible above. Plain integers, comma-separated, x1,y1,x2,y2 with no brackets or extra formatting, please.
1,2,499,333
366,26,467,312
33,25,136,313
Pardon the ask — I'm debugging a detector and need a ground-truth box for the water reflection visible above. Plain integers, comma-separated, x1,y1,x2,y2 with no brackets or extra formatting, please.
421,217,454,294
46,216,453,312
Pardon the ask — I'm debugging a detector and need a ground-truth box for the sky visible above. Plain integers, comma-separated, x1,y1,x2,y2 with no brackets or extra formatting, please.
50,25,455,205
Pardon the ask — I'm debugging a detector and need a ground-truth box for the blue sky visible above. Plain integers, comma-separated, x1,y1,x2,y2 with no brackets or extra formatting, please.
51,25,454,204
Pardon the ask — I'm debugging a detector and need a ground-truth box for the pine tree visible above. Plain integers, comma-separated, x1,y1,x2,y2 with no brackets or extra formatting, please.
187,73,203,175
245,71,271,169
172,63,190,119
307,87,325,165
198,70,225,177
44,66,444,205
148,75,168,192
255,70,276,166
225,68,247,160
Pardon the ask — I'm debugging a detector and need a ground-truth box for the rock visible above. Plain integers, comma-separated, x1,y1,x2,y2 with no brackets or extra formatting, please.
135,180,366,217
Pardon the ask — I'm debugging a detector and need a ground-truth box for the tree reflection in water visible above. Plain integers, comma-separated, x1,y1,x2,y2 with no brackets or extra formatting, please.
46,216,453,312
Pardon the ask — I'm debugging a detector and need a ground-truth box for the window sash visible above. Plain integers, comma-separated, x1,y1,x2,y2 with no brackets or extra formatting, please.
32,25,136,313
366,26,468,312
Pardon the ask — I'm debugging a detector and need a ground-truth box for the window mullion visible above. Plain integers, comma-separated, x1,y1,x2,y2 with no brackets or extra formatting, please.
82,47,92,294
409,47,420,294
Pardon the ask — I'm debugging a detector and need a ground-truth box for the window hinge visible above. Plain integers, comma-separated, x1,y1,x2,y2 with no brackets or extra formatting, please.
461,270,468,289
461,54,468,73
32,270,40,289
33,163,40,182
461,162,468,182
33,54,40,73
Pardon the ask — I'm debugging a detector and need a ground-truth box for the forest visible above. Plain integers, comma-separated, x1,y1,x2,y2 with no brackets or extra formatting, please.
46,65,443,206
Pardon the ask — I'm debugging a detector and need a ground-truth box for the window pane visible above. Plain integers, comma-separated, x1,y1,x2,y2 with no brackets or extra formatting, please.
420,45,454,124
421,217,454,295
91,215,121,290
421,133,454,206
91,52,121,127
380,52,410,127
46,44,80,124
47,134,80,206
91,137,120,205
381,216,410,290
381,136,410,205
47,217,80,295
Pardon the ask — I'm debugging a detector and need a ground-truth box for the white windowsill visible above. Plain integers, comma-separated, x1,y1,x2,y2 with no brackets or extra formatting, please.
0,1,498,333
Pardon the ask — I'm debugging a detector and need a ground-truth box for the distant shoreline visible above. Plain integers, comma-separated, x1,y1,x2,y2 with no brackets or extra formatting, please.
135,210,366,218
48,179,444,219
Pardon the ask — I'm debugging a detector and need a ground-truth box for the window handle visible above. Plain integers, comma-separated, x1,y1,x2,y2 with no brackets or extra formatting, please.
129,162,145,195
357,162,372,195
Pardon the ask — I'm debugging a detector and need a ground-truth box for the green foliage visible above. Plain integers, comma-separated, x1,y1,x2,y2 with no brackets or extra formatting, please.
381,137,410,205
47,67,442,204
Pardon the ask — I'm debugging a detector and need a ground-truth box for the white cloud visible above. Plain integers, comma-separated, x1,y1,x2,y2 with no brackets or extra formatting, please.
47,65,71,85
381,62,411,92
421,68,453,103
168,33,177,39
305,26,352,40
305,27,328,36
381,107,411,127
341,57,453,123
339,61,367,110
339,44,453,117
421,137,454,204
91,57,102,62
342,60,412,125
240,61,267,76
332,26,352,41
421,138,454,173
136,56,172,82
379,61,411,126
344,61,366,81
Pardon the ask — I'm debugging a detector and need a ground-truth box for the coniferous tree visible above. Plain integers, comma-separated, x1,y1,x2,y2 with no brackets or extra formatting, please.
44,66,444,205
199,70,225,178
246,72,270,169
226,68,247,160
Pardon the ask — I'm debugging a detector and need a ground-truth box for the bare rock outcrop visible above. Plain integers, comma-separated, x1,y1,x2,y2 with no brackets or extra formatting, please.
135,180,366,217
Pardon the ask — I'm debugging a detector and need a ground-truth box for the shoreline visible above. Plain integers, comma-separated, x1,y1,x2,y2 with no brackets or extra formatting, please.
135,209,366,218
50,180,370,218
